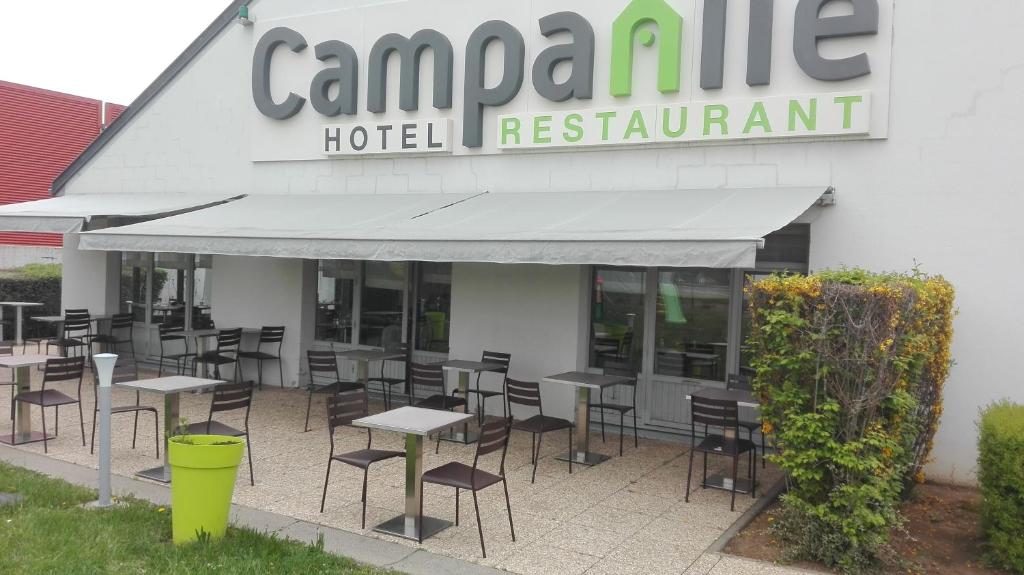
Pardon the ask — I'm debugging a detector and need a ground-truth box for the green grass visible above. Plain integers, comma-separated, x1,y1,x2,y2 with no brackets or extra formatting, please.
0,462,392,574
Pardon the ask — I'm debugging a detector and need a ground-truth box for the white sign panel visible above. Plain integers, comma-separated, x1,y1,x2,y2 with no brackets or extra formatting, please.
322,119,452,156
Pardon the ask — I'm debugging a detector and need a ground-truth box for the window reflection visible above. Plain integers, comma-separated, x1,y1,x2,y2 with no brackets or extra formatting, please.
360,262,406,349
153,253,188,326
120,252,147,322
192,255,214,329
316,260,356,343
589,268,644,376
416,262,451,353
654,269,730,382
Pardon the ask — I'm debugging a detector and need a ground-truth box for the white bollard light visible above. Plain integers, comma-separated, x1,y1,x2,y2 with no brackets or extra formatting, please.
88,353,118,509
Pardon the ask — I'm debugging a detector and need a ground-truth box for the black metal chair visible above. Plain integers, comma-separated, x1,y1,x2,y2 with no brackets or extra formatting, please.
158,324,193,376
195,328,243,381
304,350,363,433
89,313,134,356
237,326,285,390
89,358,158,458
506,378,573,483
14,356,86,454
319,390,403,528
45,310,92,358
183,380,256,485
590,372,639,456
728,373,767,468
365,342,407,410
0,343,14,421
456,351,511,424
684,394,757,511
421,417,515,557
411,362,466,412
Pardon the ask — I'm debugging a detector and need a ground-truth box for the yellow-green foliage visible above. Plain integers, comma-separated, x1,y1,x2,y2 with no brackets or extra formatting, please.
746,268,954,573
978,402,1024,574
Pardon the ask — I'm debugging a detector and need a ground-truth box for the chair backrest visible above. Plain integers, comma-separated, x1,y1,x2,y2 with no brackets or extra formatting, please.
63,310,92,335
656,352,685,377
480,350,511,374
410,362,444,396
690,394,739,433
473,417,512,475
258,326,285,345
326,389,369,433
44,356,85,387
0,343,12,356
208,381,255,422
159,323,184,340
108,313,133,331
505,378,543,417
90,358,138,403
216,328,243,351
308,350,339,384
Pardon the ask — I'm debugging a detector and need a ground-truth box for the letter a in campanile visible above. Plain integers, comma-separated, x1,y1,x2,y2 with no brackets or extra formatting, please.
610,0,684,97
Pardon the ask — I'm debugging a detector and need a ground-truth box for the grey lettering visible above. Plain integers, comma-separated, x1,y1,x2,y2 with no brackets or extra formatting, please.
367,30,454,113
377,124,392,148
428,123,443,149
350,126,368,151
747,0,774,86
402,123,416,149
311,40,359,116
700,0,728,90
532,12,595,103
463,21,525,148
252,27,308,120
325,127,342,152
794,0,878,81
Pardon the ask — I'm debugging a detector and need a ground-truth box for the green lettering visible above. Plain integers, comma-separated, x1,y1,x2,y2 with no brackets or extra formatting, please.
743,102,772,134
596,111,617,141
703,105,729,136
533,115,553,144
563,113,584,143
834,95,864,130
661,107,688,138
623,110,650,140
501,117,521,146
788,98,817,131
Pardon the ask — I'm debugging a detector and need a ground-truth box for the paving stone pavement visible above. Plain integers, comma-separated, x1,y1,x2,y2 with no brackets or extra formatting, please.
0,354,819,575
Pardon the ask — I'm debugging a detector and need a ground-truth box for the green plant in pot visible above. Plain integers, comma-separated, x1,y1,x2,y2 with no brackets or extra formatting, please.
168,420,246,544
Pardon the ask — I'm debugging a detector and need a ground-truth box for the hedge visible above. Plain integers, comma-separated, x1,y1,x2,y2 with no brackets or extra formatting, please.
978,401,1024,574
747,268,955,573
0,264,62,339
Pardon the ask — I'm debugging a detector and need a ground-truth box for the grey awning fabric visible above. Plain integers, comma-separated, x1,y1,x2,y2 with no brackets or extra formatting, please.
77,188,828,268
0,193,243,234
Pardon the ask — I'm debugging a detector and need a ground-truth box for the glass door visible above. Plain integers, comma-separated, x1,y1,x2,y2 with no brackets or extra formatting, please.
588,268,645,376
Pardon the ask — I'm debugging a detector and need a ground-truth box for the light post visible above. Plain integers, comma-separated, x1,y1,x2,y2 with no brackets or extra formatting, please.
86,353,118,509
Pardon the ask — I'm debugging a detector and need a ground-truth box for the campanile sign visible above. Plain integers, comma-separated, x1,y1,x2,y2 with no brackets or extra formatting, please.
249,0,893,161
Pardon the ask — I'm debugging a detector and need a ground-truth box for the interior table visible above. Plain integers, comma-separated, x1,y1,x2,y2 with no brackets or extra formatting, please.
115,375,225,482
542,371,635,466
438,360,504,444
353,406,474,541
336,348,404,390
0,302,42,345
686,388,760,494
0,354,61,445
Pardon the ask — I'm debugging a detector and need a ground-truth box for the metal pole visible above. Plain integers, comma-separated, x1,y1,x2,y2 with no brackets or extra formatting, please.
87,353,118,509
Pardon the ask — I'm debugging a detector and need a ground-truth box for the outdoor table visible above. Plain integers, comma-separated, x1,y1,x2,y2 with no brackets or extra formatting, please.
439,360,505,444
31,314,115,345
685,388,760,494
115,375,225,483
336,348,404,389
0,354,61,445
542,371,635,466
0,302,43,345
353,406,474,541
183,329,219,377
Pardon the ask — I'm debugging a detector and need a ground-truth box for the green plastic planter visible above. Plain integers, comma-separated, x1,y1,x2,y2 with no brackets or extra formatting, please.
168,435,245,544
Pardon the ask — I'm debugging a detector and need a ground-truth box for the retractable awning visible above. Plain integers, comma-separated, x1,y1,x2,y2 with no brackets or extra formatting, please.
0,193,243,234
77,188,829,268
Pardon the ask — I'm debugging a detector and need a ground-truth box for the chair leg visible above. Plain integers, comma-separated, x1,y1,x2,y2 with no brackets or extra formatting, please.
361,468,369,529
503,478,516,542
633,409,639,448
245,433,255,486
702,452,708,487
730,455,739,512
530,433,536,465
619,411,625,456
684,447,695,503
132,411,140,449
320,458,333,513
78,402,86,447
761,432,767,469
472,490,485,558
55,405,59,435
751,449,758,499
153,411,160,458
90,409,97,455
600,408,606,442
257,360,263,391
278,360,284,390
304,389,314,433
455,488,460,526
532,432,542,484
567,427,573,475
40,405,48,454
417,480,425,544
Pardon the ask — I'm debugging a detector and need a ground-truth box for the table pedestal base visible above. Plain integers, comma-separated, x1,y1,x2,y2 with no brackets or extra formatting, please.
702,474,755,495
437,428,479,445
0,431,54,446
136,466,171,483
374,514,452,541
556,450,610,466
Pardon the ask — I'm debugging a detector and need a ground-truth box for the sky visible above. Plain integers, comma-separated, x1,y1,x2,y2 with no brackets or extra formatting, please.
0,1,230,105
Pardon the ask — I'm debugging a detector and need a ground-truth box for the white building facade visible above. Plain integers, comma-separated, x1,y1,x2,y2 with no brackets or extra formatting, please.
4,0,1023,483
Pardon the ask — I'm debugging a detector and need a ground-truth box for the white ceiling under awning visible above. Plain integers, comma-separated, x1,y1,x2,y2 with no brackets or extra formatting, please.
77,188,828,268
0,193,243,234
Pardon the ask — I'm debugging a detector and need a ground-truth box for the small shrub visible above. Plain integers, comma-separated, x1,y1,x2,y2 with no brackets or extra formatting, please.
978,401,1024,574
0,265,62,338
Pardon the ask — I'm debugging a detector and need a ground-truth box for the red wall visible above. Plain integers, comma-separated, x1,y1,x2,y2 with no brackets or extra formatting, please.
0,81,125,248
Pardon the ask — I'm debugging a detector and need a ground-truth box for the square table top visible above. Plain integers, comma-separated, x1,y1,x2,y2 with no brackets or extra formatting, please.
0,302,42,307
441,360,506,373
115,376,225,394
354,406,474,436
0,354,61,368
686,388,759,408
31,315,115,323
182,329,219,338
336,349,404,362
543,371,634,390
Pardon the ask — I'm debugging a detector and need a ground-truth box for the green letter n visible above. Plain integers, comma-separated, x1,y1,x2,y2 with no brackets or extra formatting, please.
610,0,683,97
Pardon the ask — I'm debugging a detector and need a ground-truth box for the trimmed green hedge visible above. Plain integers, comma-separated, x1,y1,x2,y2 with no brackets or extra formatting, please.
0,264,62,339
978,401,1024,574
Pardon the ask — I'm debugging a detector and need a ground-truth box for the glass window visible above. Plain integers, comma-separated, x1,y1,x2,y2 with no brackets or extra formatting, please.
415,262,452,353
153,253,188,326
120,252,148,322
653,269,731,382
316,260,357,343
361,262,407,349
589,268,645,376
192,255,214,329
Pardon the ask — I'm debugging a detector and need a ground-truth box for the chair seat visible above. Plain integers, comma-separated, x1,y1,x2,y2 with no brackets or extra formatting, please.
309,381,363,394
367,377,404,387
184,420,244,437
163,352,196,361
110,404,158,415
694,434,756,456
591,402,634,414
460,388,504,399
422,461,502,491
512,414,574,434
16,389,78,407
334,448,403,469
91,334,131,344
197,352,237,365
237,351,280,361
415,394,466,411
50,338,87,348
